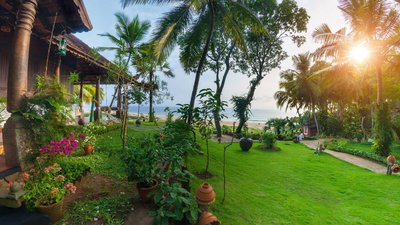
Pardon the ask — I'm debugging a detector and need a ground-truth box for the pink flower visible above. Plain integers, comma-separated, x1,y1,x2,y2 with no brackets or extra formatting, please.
159,133,165,139
64,183,77,194
78,134,85,140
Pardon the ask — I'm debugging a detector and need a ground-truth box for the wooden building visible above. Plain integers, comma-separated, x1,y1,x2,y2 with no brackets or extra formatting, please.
0,0,115,175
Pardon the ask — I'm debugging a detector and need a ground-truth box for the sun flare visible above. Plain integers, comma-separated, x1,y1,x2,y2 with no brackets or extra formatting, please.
348,44,371,63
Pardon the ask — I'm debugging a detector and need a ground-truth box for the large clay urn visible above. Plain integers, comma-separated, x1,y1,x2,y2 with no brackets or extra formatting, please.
391,164,400,173
198,211,220,225
387,155,396,164
196,183,215,211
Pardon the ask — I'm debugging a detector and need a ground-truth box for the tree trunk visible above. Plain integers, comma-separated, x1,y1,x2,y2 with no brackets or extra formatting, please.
116,83,122,118
312,104,319,136
214,43,235,137
236,77,259,135
205,138,209,173
376,64,383,106
149,70,155,122
187,2,215,124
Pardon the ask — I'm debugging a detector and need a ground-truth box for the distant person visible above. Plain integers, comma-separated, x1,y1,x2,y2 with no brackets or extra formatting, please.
294,133,299,143
387,155,396,175
299,132,304,142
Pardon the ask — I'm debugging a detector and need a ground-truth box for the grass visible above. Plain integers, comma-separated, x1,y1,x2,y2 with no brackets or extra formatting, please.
327,139,400,160
189,140,400,224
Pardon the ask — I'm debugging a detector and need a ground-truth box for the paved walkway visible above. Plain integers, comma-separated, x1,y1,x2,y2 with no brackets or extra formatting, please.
303,140,389,174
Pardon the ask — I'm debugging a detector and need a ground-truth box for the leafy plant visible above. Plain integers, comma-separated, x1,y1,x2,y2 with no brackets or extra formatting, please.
373,103,394,156
23,163,76,209
231,96,251,135
122,136,161,184
262,132,277,149
150,182,200,225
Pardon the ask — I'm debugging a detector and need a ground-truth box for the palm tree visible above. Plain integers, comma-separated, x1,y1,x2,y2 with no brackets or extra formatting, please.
134,43,174,122
121,0,266,123
313,0,400,106
99,12,150,117
274,53,327,135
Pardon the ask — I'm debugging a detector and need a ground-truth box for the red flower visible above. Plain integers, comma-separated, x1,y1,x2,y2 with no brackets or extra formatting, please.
159,133,165,139
78,134,85,140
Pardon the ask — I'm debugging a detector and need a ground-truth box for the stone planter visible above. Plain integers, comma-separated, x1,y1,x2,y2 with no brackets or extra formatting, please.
84,145,94,155
239,138,253,152
37,199,63,223
137,180,158,203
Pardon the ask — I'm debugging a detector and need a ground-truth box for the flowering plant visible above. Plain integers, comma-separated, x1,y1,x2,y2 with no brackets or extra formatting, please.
81,123,98,146
39,132,80,156
23,163,77,209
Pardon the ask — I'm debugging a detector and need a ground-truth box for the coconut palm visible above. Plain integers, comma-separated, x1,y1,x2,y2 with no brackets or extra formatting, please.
121,0,266,123
274,53,328,135
134,43,174,122
313,0,400,106
99,12,150,116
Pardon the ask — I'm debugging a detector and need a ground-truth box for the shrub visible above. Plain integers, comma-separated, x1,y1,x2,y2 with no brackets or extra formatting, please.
373,103,394,156
262,132,276,149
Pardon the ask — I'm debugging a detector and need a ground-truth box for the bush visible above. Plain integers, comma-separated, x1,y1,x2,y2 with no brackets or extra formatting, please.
262,132,276,149
304,136,318,140
326,140,400,165
373,103,394,156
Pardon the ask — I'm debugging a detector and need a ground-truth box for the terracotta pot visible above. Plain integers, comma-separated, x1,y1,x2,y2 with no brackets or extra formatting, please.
239,138,253,151
37,199,63,223
198,211,220,225
391,164,400,173
387,155,396,164
196,183,215,210
84,145,94,155
137,180,158,203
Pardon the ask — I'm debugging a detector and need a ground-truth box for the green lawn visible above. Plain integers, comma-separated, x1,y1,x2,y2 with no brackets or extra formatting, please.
189,140,400,224
330,140,400,159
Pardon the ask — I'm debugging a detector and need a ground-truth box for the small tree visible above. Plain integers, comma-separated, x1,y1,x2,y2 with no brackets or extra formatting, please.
196,88,226,177
373,103,394,157
125,87,147,117
231,96,251,136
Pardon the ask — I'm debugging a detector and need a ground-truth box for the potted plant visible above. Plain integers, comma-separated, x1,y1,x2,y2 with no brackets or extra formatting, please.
81,123,97,155
23,163,76,223
123,136,160,203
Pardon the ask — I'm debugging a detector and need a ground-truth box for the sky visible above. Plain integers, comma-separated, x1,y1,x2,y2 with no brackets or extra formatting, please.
75,0,346,118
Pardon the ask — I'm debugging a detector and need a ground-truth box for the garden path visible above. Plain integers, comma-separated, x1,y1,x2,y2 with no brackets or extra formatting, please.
303,140,392,175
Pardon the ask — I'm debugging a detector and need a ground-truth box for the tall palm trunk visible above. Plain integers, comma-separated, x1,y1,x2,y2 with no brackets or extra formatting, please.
149,70,155,122
112,53,132,118
312,103,319,136
376,64,383,106
188,3,215,124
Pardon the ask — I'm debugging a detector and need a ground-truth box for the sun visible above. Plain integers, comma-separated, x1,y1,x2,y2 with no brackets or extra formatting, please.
348,44,371,63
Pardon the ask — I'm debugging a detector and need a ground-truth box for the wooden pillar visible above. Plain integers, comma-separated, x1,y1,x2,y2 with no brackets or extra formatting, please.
7,0,38,112
94,76,100,122
54,55,61,82
4,0,39,168
78,76,84,125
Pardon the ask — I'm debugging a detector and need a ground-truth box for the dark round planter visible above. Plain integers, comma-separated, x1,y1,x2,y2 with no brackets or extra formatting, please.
239,138,253,152
135,119,141,127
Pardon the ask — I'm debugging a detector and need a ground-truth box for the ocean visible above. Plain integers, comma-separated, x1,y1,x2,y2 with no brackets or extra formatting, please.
128,105,293,123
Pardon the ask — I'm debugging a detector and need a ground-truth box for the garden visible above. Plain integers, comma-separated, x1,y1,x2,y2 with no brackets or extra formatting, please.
2,0,400,224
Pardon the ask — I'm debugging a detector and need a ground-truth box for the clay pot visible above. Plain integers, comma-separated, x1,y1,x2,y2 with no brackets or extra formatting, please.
239,138,253,152
84,145,94,155
137,180,158,203
196,183,215,210
391,164,400,173
198,211,220,225
387,155,396,164
37,199,63,223
135,119,141,127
